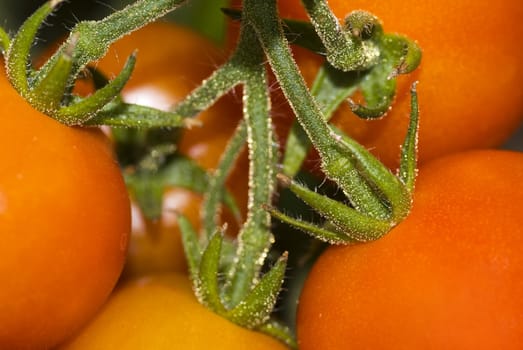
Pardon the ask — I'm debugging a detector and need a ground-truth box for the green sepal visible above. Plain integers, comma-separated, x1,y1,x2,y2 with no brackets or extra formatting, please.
56,52,136,125
395,38,423,75
351,33,422,119
196,231,227,314
5,0,187,127
29,42,74,112
86,101,188,128
0,27,9,53
329,126,411,221
37,0,187,88
5,0,65,94
266,205,355,244
398,82,420,192
277,175,392,242
177,213,202,281
256,319,297,349
226,253,287,328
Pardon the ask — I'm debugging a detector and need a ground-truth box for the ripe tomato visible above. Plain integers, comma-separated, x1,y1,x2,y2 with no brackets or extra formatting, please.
0,70,130,348
297,150,523,349
232,1,523,169
60,273,290,349
84,23,248,277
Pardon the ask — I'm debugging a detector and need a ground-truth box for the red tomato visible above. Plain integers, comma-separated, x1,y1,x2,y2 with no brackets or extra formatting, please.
297,150,523,349
230,0,523,169
0,69,130,348
60,273,290,350
83,23,248,277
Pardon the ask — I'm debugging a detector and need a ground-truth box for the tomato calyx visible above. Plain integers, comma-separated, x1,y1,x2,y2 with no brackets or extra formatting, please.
170,0,420,344
270,83,419,243
1,0,189,127
239,0,419,243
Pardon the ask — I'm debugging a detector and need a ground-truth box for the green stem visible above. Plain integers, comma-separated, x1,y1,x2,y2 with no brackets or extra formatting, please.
224,24,275,308
171,61,243,118
300,0,379,71
35,0,187,88
244,0,390,219
202,121,247,240
282,63,361,177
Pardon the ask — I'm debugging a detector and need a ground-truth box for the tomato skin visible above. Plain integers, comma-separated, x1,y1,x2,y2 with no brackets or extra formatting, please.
0,73,130,348
60,273,289,350
297,150,523,349
231,0,523,169
86,23,247,277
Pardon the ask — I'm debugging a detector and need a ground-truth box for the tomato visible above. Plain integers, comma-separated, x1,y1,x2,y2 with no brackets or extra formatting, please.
0,70,130,348
83,23,248,277
60,273,289,349
296,149,523,349
231,0,523,169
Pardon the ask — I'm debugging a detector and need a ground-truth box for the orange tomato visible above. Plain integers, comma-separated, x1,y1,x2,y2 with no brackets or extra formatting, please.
297,150,523,349
61,273,290,350
231,0,523,169
0,69,130,349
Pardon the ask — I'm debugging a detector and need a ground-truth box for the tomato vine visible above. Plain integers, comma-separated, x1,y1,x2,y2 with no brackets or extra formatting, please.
0,0,427,348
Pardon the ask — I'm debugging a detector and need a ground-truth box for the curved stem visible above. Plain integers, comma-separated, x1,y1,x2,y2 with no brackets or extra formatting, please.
35,0,187,89
300,0,379,71
202,121,247,239
224,24,275,308
244,0,390,219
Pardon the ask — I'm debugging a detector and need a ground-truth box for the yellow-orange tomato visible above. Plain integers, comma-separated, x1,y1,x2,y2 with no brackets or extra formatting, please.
232,0,523,169
82,23,248,277
0,70,130,348
61,274,290,350
297,150,523,349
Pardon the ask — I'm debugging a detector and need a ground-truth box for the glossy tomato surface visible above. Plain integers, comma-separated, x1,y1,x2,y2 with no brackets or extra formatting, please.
240,0,523,169
61,273,289,350
297,150,523,349
85,23,247,277
0,71,130,349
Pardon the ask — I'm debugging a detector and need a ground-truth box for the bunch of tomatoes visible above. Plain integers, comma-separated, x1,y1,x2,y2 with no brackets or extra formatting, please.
2,0,523,349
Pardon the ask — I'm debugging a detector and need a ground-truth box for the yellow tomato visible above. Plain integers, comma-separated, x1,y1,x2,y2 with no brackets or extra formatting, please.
60,274,290,349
